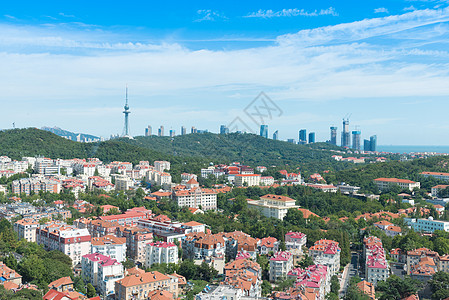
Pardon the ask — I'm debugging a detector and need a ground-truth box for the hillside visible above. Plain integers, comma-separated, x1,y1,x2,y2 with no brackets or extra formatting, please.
41,126,99,141
124,132,352,172
0,129,359,177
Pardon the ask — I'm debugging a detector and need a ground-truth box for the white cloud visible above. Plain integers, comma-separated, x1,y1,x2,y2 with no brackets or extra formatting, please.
374,7,389,14
404,5,417,11
194,10,227,22
245,7,338,18
4,15,16,20
1,8,449,142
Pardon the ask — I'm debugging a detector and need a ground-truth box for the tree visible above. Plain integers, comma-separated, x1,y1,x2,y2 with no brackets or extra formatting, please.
122,259,135,269
330,275,340,294
261,280,272,296
178,260,197,280
86,283,96,298
377,275,422,300
429,272,449,300
298,255,314,268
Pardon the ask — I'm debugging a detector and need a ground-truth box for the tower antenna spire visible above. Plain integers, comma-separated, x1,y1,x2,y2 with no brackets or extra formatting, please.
122,85,131,138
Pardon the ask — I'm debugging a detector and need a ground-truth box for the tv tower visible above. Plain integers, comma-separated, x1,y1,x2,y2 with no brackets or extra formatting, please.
122,86,131,138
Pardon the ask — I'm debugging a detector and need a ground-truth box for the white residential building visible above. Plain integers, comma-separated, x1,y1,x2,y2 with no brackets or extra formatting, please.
234,174,261,187
308,239,341,276
374,178,421,192
114,174,134,191
269,251,293,282
91,235,127,262
285,232,307,253
82,253,124,296
154,161,171,172
422,171,449,182
36,224,91,266
144,242,179,268
260,176,275,186
247,194,300,220
14,218,39,242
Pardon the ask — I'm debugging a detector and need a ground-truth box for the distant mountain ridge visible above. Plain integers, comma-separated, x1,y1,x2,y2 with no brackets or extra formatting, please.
41,126,100,142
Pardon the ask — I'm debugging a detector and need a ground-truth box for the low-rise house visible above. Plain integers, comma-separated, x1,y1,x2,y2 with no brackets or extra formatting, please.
357,280,375,300
114,270,178,300
0,262,22,285
257,237,279,255
48,276,74,293
410,256,437,282
285,232,307,253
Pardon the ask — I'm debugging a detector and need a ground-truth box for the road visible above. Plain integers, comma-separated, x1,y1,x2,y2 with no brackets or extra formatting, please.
340,251,359,298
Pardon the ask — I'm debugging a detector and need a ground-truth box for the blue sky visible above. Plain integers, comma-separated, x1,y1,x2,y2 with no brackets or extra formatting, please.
1,0,449,145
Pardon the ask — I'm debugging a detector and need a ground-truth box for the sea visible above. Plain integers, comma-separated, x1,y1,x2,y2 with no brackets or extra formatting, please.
377,145,449,154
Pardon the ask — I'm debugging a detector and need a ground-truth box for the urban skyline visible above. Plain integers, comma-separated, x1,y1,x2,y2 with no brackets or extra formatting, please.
2,1,449,145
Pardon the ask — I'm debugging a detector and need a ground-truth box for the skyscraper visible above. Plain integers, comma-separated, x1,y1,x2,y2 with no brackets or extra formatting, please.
330,126,337,145
181,126,187,135
169,130,175,137
309,132,316,143
352,130,361,150
273,130,279,140
191,127,197,134
370,135,377,152
260,125,268,138
145,125,152,137
299,129,307,145
363,139,371,152
220,125,229,135
158,126,164,137
341,119,350,147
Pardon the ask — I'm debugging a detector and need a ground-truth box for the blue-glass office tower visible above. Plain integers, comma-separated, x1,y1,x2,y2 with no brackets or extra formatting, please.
370,135,377,152
352,130,361,150
273,130,279,140
220,125,229,135
299,129,307,144
309,132,316,143
330,126,337,145
260,125,268,138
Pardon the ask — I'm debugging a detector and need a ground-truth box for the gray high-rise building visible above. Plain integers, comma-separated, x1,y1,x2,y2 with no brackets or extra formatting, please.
181,126,187,135
158,126,164,137
330,126,337,145
273,130,279,140
309,132,316,143
352,130,361,150
260,125,268,138
341,119,350,147
145,125,152,137
220,125,229,135
299,129,307,145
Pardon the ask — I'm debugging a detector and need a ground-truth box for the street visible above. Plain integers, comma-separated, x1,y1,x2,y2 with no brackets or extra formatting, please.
339,251,359,298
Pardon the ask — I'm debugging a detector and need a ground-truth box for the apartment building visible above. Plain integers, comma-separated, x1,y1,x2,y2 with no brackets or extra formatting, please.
91,235,127,262
81,253,124,296
285,231,307,253
421,171,449,182
14,218,39,242
405,217,449,232
269,251,293,282
374,178,420,191
234,174,261,187
308,239,341,276
144,242,178,268
36,224,91,266
363,236,389,285
114,270,178,300
288,265,330,300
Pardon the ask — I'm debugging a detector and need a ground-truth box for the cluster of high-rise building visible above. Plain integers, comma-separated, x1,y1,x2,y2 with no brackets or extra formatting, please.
145,125,208,137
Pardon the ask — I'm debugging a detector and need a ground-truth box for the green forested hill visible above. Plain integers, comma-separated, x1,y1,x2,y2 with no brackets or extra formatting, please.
124,132,352,172
327,156,449,192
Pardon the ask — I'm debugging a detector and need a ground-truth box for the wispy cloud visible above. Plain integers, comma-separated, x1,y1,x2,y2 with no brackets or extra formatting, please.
59,12,76,18
374,7,389,14
245,7,338,18
4,15,16,20
194,10,227,22
404,5,417,11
